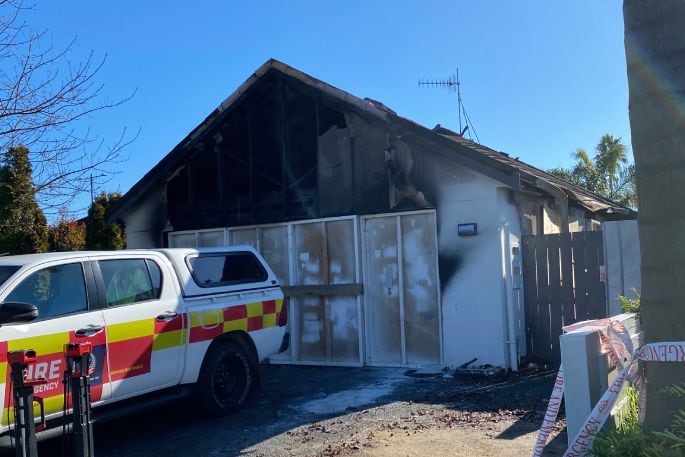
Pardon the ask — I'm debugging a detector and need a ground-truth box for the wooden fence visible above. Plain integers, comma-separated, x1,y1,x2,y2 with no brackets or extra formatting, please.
522,231,607,364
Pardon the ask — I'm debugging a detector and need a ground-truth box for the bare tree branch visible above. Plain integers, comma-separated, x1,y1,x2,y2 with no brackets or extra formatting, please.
0,1,135,212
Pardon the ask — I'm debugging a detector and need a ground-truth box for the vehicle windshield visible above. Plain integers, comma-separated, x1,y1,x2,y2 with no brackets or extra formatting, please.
0,266,20,289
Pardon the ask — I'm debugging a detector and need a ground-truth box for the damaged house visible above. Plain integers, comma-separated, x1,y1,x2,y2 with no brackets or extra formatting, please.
107,59,635,369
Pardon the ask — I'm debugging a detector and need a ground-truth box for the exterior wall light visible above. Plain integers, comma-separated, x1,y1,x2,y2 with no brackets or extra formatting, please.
458,223,478,236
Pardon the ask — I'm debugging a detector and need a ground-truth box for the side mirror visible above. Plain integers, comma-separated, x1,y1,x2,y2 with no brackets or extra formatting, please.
0,301,38,325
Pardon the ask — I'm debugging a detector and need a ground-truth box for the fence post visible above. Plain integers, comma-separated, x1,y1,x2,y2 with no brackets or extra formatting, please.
559,329,609,446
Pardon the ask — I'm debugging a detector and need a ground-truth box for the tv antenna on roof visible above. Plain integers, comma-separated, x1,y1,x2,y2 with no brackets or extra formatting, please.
418,69,480,143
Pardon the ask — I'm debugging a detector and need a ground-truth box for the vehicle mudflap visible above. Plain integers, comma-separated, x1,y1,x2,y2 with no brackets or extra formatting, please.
278,332,290,354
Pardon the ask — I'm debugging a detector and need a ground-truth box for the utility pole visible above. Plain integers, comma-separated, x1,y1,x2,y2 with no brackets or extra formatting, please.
89,173,106,204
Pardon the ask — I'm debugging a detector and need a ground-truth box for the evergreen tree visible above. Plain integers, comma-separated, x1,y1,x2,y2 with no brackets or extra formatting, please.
0,146,48,254
85,192,126,250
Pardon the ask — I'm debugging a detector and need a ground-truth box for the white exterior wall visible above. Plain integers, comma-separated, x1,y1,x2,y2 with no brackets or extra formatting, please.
121,186,166,248
603,220,641,315
497,187,525,368
435,167,518,369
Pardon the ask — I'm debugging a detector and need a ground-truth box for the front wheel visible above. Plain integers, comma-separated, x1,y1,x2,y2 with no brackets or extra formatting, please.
195,342,253,415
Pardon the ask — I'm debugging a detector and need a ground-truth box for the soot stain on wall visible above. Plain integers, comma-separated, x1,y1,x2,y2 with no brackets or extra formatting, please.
438,251,462,292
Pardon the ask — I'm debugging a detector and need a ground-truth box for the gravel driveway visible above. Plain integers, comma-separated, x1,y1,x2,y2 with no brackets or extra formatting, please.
28,365,566,456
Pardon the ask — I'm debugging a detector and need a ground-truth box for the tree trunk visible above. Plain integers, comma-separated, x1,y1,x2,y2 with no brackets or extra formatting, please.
624,0,685,431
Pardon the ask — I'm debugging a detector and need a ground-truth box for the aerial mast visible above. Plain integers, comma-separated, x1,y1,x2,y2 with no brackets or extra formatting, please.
418,69,480,143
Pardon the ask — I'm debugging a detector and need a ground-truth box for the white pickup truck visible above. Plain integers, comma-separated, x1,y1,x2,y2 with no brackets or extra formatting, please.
0,246,287,434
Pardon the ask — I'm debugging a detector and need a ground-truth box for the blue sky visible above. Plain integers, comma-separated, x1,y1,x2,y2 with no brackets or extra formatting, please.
29,1,629,216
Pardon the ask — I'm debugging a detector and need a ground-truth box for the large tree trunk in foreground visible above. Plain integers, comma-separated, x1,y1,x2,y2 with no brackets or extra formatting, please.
624,0,685,431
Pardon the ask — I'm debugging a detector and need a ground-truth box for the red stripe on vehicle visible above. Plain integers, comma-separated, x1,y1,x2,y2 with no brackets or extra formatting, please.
108,336,153,381
90,384,103,402
247,316,263,332
224,305,247,322
68,330,107,346
154,313,185,334
0,342,7,363
189,325,223,343
262,300,276,314
4,351,71,408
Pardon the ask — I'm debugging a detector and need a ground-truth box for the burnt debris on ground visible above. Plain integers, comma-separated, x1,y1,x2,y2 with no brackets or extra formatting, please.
26,365,566,457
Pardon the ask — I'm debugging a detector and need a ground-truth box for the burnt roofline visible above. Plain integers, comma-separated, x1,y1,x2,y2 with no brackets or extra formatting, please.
107,58,635,223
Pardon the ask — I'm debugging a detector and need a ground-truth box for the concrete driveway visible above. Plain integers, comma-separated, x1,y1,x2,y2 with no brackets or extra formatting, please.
27,365,566,456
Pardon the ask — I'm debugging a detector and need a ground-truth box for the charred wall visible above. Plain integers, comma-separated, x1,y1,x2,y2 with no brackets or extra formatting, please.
166,74,320,231
164,72,433,232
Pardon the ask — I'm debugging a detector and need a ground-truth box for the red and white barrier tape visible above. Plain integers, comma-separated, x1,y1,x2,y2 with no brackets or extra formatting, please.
532,368,564,457
563,355,638,457
532,317,685,457
636,342,685,362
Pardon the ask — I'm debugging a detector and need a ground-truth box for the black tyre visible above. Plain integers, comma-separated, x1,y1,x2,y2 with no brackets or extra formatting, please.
195,342,253,415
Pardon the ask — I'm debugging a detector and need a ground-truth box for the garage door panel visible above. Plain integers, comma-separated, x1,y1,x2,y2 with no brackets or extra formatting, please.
363,211,441,366
296,296,327,361
364,216,402,364
328,296,360,363
402,214,440,365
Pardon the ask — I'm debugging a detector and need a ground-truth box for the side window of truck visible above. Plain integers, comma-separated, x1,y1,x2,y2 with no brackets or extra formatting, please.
5,263,88,320
99,259,162,306
187,252,267,287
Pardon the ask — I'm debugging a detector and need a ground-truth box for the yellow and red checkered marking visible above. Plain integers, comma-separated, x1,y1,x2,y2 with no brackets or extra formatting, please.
0,341,7,385
107,313,187,381
154,312,187,351
189,299,283,343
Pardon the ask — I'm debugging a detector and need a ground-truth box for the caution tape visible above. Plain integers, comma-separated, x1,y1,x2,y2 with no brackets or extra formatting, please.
532,316,685,457
563,355,637,457
531,368,564,457
636,342,685,363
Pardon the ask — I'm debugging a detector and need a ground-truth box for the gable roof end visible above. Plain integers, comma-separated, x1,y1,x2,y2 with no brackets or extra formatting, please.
107,59,635,223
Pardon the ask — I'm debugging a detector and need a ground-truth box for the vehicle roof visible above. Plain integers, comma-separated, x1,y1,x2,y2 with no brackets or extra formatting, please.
0,251,104,266
0,246,258,267
155,245,258,256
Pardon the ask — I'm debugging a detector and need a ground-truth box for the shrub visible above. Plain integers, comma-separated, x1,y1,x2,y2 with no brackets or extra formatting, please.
591,384,685,457
48,215,86,251
619,289,641,314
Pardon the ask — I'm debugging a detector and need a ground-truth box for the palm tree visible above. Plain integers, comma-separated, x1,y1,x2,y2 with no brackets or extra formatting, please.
596,135,627,197
624,0,685,431
548,134,636,207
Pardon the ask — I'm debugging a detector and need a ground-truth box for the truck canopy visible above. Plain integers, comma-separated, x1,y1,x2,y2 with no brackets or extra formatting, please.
156,246,280,297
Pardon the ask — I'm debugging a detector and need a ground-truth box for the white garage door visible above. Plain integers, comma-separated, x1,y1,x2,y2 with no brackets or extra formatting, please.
167,210,441,367
362,211,441,366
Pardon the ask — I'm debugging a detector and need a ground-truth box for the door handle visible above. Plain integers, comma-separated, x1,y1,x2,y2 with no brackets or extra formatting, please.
156,311,178,322
75,324,104,337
